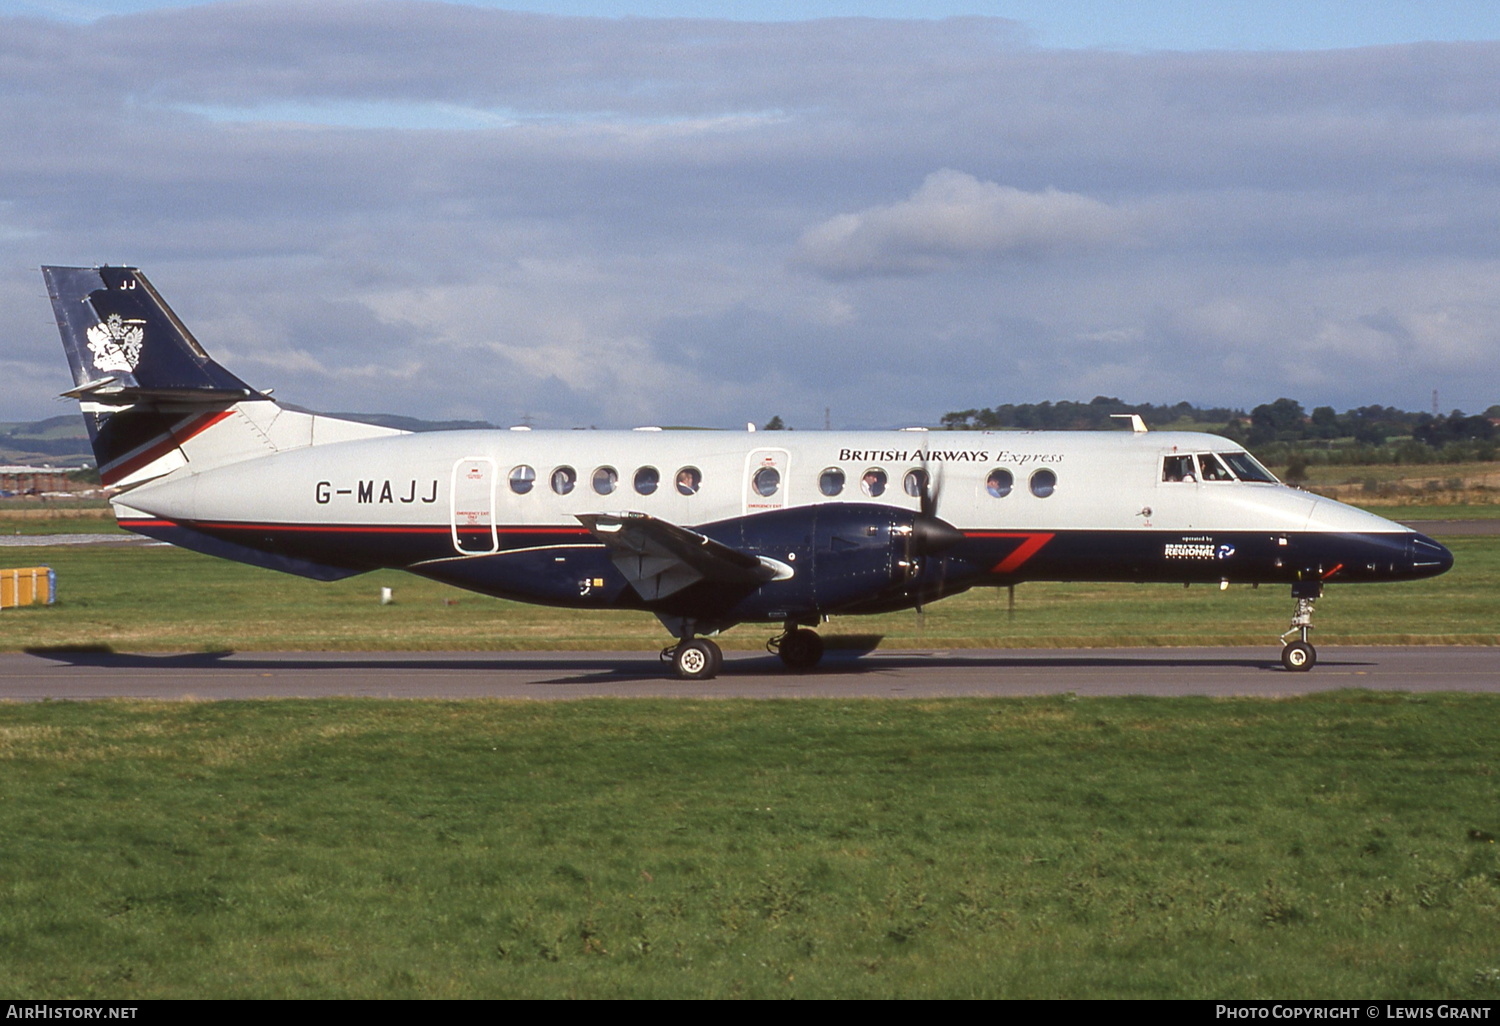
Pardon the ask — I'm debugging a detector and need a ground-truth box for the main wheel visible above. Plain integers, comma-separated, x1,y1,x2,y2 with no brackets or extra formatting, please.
700,638,723,677
674,639,719,680
778,628,824,671
1281,641,1316,672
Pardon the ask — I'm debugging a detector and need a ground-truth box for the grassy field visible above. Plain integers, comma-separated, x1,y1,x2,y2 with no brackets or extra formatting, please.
1,695,1497,999
1,530,1495,652
2,502,1497,999
1298,463,1500,508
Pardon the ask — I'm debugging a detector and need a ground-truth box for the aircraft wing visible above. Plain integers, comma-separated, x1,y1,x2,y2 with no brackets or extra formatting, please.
575,512,784,601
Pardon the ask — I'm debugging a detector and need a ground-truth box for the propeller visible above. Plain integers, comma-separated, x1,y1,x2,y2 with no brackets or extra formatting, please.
902,446,962,618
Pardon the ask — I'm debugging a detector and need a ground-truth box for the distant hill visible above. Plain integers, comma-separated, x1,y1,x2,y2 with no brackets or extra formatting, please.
1,416,91,465
322,412,500,432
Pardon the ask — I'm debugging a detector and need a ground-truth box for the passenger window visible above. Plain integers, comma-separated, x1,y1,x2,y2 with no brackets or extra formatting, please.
675,466,701,495
819,467,845,497
860,468,887,497
550,466,576,495
1029,468,1057,498
1162,455,1196,483
634,466,659,495
1197,453,1233,482
753,466,780,497
509,465,536,494
592,466,618,495
903,469,928,498
985,468,1013,498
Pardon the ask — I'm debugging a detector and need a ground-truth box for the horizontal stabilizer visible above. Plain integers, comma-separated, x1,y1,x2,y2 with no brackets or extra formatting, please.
577,512,785,601
61,376,257,406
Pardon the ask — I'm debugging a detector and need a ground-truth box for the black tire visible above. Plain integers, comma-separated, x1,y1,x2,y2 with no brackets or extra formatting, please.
674,640,719,680
1281,641,1316,672
701,638,724,677
778,628,824,671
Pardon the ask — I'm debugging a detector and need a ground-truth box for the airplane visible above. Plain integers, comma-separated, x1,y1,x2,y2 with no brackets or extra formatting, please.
43,265,1454,679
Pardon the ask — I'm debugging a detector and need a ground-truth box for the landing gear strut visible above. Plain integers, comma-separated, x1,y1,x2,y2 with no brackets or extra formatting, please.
769,623,824,671
1279,579,1321,672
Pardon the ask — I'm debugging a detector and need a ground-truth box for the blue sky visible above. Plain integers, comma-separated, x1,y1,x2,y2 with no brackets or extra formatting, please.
2,2,1499,429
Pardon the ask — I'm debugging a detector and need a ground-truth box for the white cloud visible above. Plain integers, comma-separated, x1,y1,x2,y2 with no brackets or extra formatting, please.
795,170,1133,278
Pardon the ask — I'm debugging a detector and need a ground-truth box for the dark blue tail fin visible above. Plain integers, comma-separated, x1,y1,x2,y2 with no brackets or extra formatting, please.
45,266,268,486
44,266,260,401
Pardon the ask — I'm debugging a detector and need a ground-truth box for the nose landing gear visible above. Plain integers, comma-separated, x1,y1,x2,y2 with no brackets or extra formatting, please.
1279,579,1322,671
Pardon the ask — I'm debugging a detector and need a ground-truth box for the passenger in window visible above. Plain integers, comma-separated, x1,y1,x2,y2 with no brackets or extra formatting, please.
861,469,886,497
676,467,701,495
1198,454,1232,481
986,469,1013,498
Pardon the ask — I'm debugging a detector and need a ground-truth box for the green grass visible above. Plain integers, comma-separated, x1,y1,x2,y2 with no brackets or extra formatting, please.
0,695,1496,998
1300,462,1499,487
1365,505,1500,520
1,533,1495,652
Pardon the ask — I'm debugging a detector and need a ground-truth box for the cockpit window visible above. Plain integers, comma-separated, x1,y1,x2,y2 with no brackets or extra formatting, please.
1220,451,1278,483
1197,453,1234,482
1163,455,1196,483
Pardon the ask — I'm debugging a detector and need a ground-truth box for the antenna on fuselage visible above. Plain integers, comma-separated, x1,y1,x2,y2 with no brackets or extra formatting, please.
1110,414,1148,433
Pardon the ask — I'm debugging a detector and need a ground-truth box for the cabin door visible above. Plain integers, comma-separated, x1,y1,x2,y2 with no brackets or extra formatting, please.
450,457,499,554
744,448,790,515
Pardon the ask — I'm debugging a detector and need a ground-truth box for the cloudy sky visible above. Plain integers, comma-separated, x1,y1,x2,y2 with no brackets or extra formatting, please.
3,1,1499,430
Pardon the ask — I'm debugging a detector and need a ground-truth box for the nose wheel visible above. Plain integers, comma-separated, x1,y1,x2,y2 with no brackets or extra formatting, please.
1278,581,1321,672
1281,640,1316,671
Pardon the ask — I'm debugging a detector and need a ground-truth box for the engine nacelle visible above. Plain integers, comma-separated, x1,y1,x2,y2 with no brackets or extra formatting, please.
698,502,965,621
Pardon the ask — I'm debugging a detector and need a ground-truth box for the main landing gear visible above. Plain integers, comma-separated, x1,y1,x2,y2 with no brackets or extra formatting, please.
1279,580,1322,672
662,636,723,680
769,623,824,671
659,618,827,680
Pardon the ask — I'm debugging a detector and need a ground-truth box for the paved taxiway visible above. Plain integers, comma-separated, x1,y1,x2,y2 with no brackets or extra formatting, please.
1,646,1496,701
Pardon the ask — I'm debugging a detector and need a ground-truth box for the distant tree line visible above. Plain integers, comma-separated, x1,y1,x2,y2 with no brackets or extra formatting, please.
942,396,1243,432
1235,398,1496,448
941,396,1500,468
943,396,1497,445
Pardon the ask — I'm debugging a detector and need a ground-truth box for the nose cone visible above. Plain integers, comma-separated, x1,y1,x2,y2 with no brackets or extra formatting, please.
1409,532,1454,579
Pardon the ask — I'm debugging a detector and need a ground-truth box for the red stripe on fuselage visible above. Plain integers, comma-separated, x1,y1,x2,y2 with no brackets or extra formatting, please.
964,531,1056,574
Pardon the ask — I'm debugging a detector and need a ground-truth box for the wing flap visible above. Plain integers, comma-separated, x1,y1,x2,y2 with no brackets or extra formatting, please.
576,512,781,601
